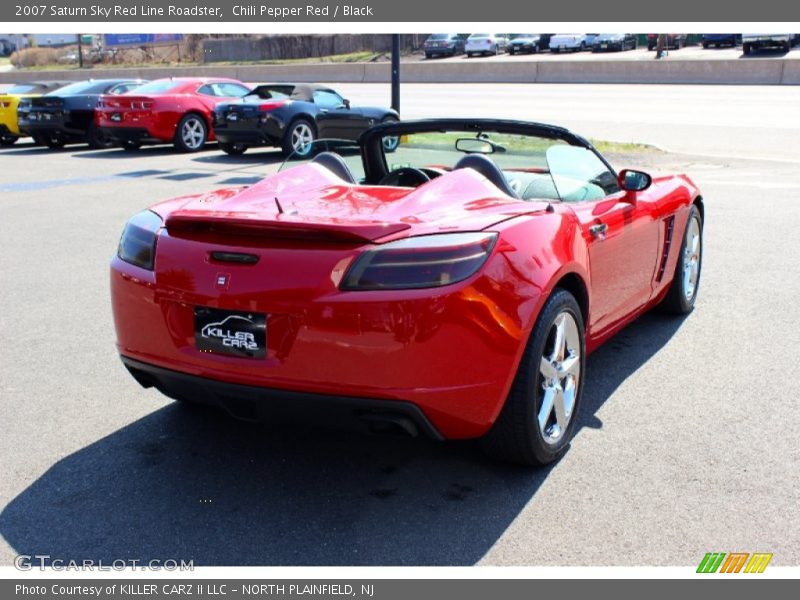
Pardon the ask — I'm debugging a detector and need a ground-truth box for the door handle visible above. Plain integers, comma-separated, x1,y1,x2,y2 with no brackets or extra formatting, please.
319,109,329,113
589,223,608,238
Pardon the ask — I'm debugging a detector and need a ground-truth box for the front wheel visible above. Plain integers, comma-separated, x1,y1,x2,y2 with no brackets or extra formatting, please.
45,136,65,149
0,133,17,146
174,113,208,152
660,205,703,314
219,142,248,155
281,118,315,157
122,140,141,151
481,289,585,465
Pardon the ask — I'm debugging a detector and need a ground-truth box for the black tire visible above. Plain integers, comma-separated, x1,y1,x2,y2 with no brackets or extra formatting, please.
660,205,703,315
467,52,474,58
702,42,709,49
425,52,432,59
87,123,114,149
0,134,17,146
219,142,248,155
509,48,515,55
122,140,141,151
480,289,586,466
45,136,65,149
31,134,47,146
174,113,208,153
783,41,791,53
281,118,316,157
743,43,751,55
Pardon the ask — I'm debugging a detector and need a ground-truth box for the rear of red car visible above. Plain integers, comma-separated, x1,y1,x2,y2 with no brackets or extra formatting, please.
96,93,177,145
111,166,552,439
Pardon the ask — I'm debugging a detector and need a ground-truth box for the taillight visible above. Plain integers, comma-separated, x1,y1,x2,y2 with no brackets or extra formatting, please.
0,101,10,108
259,100,288,111
341,232,497,291
117,210,162,271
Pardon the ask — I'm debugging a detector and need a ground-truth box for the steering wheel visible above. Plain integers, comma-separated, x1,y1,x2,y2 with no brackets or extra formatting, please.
378,167,431,187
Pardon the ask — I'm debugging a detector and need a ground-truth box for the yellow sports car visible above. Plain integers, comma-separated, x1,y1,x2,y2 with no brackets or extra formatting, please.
0,81,69,146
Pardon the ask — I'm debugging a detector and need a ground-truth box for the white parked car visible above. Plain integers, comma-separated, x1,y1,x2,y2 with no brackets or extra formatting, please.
465,34,509,57
549,33,591,52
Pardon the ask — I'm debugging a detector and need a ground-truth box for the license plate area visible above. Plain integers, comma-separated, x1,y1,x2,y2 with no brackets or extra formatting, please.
194,307,266,359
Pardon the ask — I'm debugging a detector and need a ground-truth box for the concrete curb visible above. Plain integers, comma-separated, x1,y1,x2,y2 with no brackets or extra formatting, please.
0,59,798,85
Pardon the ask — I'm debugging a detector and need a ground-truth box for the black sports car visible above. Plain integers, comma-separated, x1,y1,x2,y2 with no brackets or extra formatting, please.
21,78,146,149
213,83,399,156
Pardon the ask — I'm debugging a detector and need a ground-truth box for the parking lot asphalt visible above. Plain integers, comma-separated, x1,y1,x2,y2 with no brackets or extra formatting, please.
0,83,798,566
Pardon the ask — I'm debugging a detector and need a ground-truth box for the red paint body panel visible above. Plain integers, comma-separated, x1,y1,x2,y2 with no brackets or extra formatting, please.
111,163,700,439
95,77,248,143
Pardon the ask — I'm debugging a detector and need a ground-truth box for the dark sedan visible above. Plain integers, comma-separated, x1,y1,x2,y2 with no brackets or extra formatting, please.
213,83,399,156
508,34,541,54
592,33,638,52
423,34,465,58
21,78,146,148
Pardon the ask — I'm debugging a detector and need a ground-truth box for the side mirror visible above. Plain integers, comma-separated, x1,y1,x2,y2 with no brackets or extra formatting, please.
343,99,351,109
618,169,652,199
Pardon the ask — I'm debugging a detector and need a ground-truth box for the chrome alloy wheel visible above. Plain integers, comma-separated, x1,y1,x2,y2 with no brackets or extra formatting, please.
537,312,581,445
683,215,702,301
291,122,314,153
181,117,205,150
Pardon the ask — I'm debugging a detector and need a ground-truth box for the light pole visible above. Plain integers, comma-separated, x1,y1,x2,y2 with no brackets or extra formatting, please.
391,34,400,113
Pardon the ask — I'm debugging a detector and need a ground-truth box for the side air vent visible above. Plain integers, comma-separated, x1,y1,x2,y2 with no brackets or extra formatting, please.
656,216,676,282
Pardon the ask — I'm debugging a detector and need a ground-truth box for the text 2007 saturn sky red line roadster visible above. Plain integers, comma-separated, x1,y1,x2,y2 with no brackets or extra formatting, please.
111,119,703,465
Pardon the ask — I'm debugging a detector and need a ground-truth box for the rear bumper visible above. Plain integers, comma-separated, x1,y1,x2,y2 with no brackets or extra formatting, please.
424,47,457,55
213,118,284,147
23,120,86,140
0,123,19,138
99,126,165,145
122,355,444,439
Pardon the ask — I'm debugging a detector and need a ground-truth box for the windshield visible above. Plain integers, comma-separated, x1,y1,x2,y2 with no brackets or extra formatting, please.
44,80,109,95
279,139,366,182
6,84,41,94
379,130,619,202
249,85,293,100
428,34,449,41
127,80,182,95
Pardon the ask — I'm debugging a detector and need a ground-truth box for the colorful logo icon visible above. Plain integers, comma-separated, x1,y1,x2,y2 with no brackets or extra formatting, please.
697,552,773,573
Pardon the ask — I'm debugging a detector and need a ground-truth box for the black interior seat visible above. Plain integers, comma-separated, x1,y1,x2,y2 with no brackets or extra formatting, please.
453,153,518,198
312,152,356,184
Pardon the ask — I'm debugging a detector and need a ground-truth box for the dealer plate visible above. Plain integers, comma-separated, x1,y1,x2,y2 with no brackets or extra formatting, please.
194,307,266,359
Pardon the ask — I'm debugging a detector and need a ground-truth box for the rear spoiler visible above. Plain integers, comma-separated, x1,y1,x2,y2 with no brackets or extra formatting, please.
165,211,410,243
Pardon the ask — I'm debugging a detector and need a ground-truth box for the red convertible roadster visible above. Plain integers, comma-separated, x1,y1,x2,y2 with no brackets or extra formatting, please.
111,119,703,465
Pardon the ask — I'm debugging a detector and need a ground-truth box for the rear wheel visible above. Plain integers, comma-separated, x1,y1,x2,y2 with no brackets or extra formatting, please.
281,118,315,157
45,135,65,149
481,289,585,466
87,123,114,149
174,113,208,152
122,140,141,151
660,205,703,314
219,142,248,155
381,116,400,153
743,43,752,55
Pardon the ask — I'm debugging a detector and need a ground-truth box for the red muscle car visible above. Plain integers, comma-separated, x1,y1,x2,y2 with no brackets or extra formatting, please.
96,77,251,152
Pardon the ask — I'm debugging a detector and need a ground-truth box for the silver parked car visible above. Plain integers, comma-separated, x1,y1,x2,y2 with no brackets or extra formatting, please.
465,34,509,57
